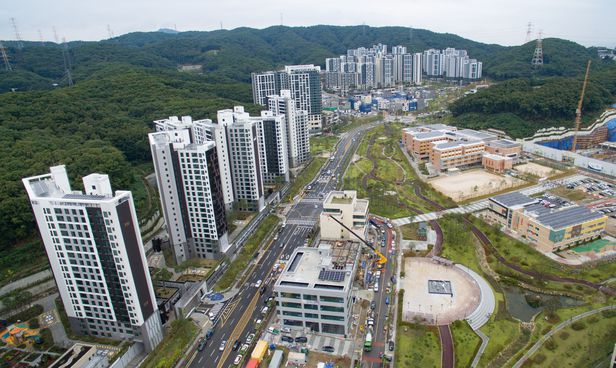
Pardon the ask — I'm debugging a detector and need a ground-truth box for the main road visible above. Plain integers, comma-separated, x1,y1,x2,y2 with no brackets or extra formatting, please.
188,121,383,368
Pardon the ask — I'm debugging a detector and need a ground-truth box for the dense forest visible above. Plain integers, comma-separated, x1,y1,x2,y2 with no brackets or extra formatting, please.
450,66,616,137
0,25,614,279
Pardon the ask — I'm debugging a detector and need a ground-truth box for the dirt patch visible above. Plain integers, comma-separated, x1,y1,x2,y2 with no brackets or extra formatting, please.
429,170,525,202
515,162,561,178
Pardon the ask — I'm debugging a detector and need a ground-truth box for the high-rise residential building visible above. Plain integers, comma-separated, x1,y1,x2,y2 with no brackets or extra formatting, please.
412,53,423,85
149,117,229,262
256,111,290,184
218,106,265,212
268,90,310,167
252,65,323,134
23,166,164,352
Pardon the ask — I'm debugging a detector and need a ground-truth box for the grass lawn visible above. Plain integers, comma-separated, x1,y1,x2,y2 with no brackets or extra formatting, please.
310,135,339,156
450,320,481,368
214,215,280,291
439,215,482,274
395,323,441,368
0,239,48,288
400,223,421,240
550,186,592,202
141,318,198,368
283,157,327,202
174,258,218,272
524,308,616,368
333,114,382,134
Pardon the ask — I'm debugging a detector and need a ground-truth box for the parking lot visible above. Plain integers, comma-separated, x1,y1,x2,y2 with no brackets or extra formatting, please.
565,177,616,199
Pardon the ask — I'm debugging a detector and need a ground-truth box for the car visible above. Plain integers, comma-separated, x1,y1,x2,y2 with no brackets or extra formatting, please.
371,301,376,310
267,327,280,335
265,296,275,305
322,346,335,353
197,338,207,352
260,286,267,295
281,327,291,333
246,333,255,345
367,318,374,327
232,339,241,351
383,354,393,362
294,336,308,343
387,223,393,229
373,284,379,292
261,306,269,315
219,340,227,351
281,335,294,343
390,276,396,284
255,319,262,327
205,328,214,340
385,296,390,305
240,343,249,353
255,279,262,288
388,340,395,351
233,354,243,366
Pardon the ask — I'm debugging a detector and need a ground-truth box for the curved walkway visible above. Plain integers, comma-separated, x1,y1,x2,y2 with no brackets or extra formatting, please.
455,264,496,330
512,305,616,368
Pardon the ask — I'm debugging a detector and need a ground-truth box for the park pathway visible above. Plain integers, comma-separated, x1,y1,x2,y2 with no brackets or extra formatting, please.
512,305,616,368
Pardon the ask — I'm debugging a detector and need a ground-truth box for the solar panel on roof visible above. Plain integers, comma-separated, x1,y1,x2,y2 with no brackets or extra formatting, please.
318,269,346,282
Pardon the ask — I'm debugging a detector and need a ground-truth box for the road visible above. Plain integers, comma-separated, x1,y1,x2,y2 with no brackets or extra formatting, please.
188,121,383,368
360,217,396,367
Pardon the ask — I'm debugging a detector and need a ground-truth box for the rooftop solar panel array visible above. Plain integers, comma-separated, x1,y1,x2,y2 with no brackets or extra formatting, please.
318,269,346,282
536,206,604,229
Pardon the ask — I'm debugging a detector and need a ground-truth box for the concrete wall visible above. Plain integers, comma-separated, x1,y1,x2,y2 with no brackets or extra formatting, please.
522,142,616,178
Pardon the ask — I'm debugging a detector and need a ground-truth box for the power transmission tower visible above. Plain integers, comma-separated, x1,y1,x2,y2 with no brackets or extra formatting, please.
38,29,45,46
61,38,73,86
52,26,59,44
10,18,23,49
0,42,12,71
531,30,543,67
525,22,532,43
107,24,114,39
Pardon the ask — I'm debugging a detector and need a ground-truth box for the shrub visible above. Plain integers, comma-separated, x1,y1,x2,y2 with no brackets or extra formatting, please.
601,310,616,318
7,304,44,324
558,331,570,340
533,353,547,364
28,318,40,329
571,321,586,331
544,338,557,351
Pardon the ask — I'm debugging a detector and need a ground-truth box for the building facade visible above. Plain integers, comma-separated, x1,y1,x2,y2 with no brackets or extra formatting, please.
256,111,290,184
23,166,163,352
267,90,311,167
149,118,230,262
320,190,369,242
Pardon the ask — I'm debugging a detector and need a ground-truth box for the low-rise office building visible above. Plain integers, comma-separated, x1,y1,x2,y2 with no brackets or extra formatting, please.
487,192,607,252
482,153,513,173
320,190,369,242
273,242,360,336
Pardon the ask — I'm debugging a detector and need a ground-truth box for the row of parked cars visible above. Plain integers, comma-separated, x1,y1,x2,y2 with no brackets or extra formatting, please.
567,178,616,197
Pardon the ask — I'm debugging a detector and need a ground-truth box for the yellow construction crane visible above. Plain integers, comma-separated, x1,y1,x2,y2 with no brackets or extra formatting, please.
572,60,592,152
327,214,388,265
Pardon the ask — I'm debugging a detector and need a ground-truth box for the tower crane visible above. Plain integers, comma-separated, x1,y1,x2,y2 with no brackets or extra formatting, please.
571,60,592,152
327,214,387,265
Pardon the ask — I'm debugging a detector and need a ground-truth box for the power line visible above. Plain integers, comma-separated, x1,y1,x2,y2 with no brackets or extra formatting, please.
525,22,532,43
10,17,23,49
61,37,73,86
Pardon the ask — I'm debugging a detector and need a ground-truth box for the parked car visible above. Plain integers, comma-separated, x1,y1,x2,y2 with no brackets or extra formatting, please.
294,336,308,343
240,343,249,353
371,301,376,310
388,340,395,351
233,354,243,366
197,339,207,352
205,328,214,340
246,333,255,345
281,327,291,333
322,346,335,353
281,335,294,343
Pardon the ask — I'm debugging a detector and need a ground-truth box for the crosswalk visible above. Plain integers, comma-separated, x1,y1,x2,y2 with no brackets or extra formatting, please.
266,330,352,357
286,218,318,226
392,200,489,226
300,198,323,204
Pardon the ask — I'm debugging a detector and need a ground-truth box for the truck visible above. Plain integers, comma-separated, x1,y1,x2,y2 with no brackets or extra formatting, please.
364,331,373,352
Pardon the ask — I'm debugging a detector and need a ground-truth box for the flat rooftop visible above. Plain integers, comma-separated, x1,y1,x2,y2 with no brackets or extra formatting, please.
414,131,448,140
491,192,536,208
531,205,605,230
331,196,353,204
488,139,520,148
455,129,497,141
483,153,510,160
433,140,483,150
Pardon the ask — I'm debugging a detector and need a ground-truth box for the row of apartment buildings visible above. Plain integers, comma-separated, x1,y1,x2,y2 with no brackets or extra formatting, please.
150,95,311,263
324,45,483,92
251,65,323,133
402,124,522,173
486,192,607,252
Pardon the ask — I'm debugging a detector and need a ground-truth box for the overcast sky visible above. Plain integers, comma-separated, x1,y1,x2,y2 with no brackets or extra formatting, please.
1,0,614,47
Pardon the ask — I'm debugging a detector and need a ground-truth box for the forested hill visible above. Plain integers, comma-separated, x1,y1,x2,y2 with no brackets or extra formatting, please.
0,25,606,92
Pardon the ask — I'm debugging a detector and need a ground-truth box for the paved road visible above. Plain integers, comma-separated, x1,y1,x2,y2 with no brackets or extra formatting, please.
438,324,454,368
512,305,616,368
187,122,383,368
0,269,52,296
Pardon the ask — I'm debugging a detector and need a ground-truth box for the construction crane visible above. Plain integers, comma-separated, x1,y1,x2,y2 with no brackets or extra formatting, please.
571,60,592,152
327,214,387,265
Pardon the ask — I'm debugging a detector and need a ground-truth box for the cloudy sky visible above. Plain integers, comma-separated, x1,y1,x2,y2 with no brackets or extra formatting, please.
1,0,614,47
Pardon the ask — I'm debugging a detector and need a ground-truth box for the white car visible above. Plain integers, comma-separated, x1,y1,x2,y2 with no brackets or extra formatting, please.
373,284,379,292
367,318,375,327
281,327,291,333
255,279,262,288
261,306,269,315
246,333,255,345
233,354,243,366
219,340,227,351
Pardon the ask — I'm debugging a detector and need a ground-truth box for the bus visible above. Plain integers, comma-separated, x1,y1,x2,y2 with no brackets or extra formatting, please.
364,331,373,352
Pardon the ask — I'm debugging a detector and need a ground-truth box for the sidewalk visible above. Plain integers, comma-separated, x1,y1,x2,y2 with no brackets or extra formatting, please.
0,269,52,296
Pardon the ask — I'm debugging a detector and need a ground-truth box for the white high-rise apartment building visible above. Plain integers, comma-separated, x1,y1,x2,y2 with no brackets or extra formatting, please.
412,53,423,85
251,71,278,106
268,90,310,168
149,117,230,262
23,166,164,352
218,107,265,212
256,111,290,184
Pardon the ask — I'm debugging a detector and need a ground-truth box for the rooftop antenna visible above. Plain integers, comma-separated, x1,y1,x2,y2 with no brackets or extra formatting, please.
61,37,73,87
38,29,45,46
107,24,114,39
0,42,12,71
10,17,23,49
52,26,59,44
531,30,543,67
525,22,532,43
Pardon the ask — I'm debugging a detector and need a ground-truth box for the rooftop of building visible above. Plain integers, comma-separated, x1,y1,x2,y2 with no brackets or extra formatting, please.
455,129,497,141
527,205,605,230
275,242,360,291
433,139,483,150
324,190,357,206
483,153,511,160
331,196,353,204
487,139,521,148
413,131,448,140
491,192,536,208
